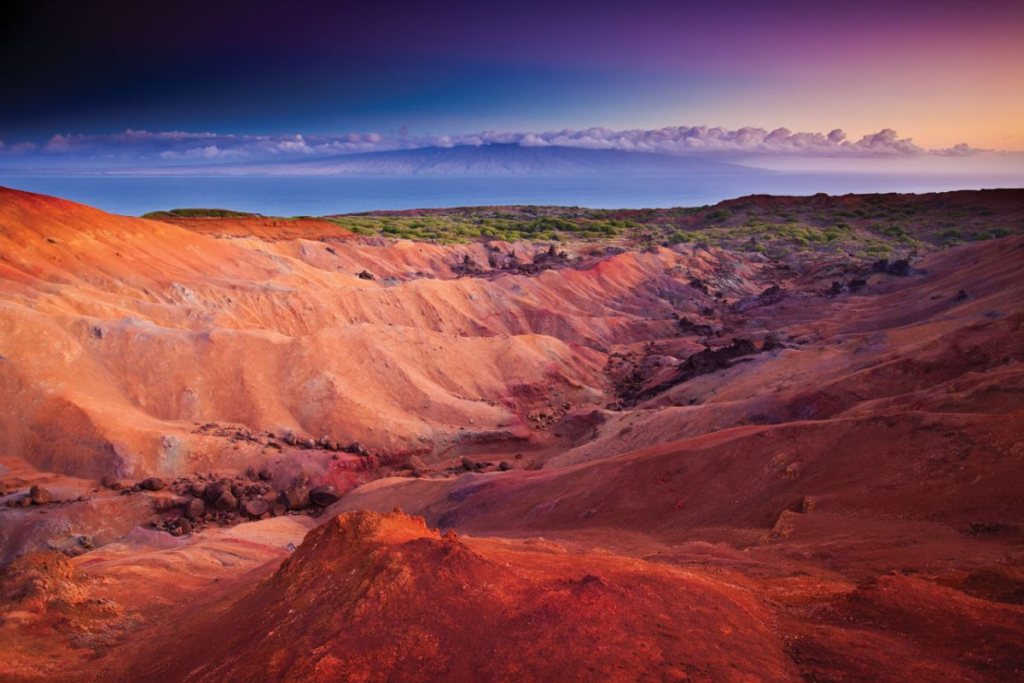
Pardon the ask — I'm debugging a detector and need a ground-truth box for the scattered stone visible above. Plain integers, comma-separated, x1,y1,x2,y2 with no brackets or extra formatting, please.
953,289,969,302
243,499,269,517
184,498,205,520
345,442,369,457
873,258,913,277
140,477,167,491
758,285,783,305
309,485,341,507
357,269,375,280
171,518,193,536
245,466,259,481
761,332,782,352
258,467,274,481
272,504,287,517
283,485,311,510
29,485,53,505
100,475,121,489
460,456,474,471
214,490,238,512
499,461,512,471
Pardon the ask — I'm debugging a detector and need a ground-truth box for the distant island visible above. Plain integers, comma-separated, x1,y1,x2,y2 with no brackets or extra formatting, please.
123,144,768,177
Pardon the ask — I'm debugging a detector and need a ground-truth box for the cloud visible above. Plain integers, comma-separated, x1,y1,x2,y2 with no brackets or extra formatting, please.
0,125,1005,167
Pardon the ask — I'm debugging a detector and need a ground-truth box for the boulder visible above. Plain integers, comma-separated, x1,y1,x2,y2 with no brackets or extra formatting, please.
100,475,120,489
171,518,193,536
283,485,311,510
214,490,238,512
140,477,167,492
258,467,274,481
243,499,269,517
183,498,205,520
309,485,341,507
29,485,53,505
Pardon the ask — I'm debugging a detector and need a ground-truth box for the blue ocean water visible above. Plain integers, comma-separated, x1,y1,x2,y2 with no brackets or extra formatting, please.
0,173,1020,216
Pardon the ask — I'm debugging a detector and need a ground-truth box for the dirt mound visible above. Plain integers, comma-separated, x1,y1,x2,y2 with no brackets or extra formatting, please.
113,510,798,683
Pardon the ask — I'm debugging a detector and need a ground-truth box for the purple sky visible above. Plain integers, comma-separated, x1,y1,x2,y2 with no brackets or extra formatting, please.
2,0,1023,167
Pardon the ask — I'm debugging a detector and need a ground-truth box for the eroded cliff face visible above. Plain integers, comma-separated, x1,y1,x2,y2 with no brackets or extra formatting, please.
1,187,1023,683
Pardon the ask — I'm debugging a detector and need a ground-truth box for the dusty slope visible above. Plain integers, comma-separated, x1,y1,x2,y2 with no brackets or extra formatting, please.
1,187,1023,683
1,187,729,476
96,510,799,683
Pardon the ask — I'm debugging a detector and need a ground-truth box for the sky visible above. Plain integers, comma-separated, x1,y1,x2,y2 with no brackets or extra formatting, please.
2,0,1023,168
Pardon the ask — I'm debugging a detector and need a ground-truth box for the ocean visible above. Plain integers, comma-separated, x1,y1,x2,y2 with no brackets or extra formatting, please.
0,172,1021,216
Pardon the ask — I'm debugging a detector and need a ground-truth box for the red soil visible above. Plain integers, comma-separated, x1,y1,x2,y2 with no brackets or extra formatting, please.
0,186,1022,682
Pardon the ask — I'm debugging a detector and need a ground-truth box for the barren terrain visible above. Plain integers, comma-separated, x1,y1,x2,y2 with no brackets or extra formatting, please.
1,186,1022,682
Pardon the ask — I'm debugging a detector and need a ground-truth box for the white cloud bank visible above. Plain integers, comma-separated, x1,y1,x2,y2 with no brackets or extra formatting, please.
0,125,1015,167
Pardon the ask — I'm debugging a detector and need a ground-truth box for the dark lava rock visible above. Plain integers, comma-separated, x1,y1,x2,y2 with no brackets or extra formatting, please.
888,259,912,277
761,332,782,352
100,475,120,489
357,269,375,280
629,338,758,405
214,490,238,512
140,477,167,491
309,485,341,507
953,289,969,302
498,461,512,471
29,485,53,505
283,485,311,510
758,285,783,305
677,316,713,336
460,456,475,471
873,258,913,277
345,442,369,457
183,498,205,520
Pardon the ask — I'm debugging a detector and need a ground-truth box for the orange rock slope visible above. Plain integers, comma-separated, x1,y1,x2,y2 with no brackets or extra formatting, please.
1,186,1023,682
